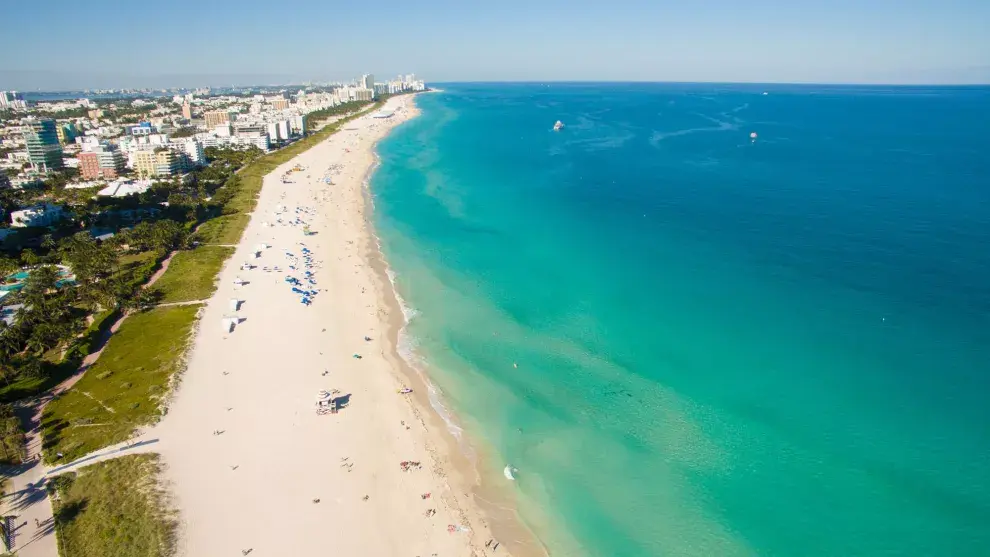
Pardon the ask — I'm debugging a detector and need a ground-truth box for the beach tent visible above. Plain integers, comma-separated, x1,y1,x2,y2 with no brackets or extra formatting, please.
221,317,236,333
229,299,241,312
233,277,246,286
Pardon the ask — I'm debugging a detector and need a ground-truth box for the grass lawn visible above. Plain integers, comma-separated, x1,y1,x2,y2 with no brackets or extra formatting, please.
118,250,158,268
149,246,233,304
194,213,250,245
41,305,198,463
48,454,176,557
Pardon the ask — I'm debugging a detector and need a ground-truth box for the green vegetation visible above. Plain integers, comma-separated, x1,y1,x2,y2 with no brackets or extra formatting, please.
0,266,87,392
121,220,188,254
0,221,186,404
168,126,197,138
306,99,374,126
48,454,176,557
193,213,250,245
149,246,233,303
42,106,90,119
40,305,197,463
203,147,261,169
116,250,160,287
0,353,72,404
0,404,26,464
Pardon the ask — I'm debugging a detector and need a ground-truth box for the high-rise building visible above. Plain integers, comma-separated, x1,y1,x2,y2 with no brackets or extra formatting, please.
361,74,375,90
56,123,78,145
291,114,308,136
180,140,206,168
205,110,232,128
0,91,24,109
79,152,101,179
97,148,125,175
22,118,64,172
271,98,290,111
182,102,192,120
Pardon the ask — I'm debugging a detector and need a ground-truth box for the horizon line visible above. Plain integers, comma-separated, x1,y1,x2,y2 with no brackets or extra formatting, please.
437,80,990,87
5,80,990,95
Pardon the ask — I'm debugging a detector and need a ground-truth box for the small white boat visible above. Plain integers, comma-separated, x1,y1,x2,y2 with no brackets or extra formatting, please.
553,120,564,131
504,465,517,480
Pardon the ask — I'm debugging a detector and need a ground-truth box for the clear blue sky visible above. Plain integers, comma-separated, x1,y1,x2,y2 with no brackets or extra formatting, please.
1,0,987,89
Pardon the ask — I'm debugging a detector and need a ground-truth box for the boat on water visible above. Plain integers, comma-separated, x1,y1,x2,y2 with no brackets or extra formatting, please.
553,120,564,131
504,465,517,480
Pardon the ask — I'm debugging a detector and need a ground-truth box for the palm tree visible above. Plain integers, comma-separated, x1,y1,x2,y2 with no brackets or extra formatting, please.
20,249,39,266
22,265,60,307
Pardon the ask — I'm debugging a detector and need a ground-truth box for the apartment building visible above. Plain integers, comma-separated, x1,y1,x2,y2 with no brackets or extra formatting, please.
205,110,234,128
133,148,180,178
79,145,126,180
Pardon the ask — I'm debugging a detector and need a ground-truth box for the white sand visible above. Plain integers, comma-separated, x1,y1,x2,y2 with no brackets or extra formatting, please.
153,96,512,556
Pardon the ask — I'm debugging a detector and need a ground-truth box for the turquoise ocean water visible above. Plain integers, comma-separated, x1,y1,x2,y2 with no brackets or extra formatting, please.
371,84,990,556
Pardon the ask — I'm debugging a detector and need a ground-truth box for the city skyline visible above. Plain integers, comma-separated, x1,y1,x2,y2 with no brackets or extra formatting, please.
1,0,988,89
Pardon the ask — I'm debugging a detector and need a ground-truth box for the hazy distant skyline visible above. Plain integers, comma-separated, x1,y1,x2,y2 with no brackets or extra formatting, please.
1,0,988,90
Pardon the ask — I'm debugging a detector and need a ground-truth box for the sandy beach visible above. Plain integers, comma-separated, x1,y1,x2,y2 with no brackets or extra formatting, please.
144,94,533,557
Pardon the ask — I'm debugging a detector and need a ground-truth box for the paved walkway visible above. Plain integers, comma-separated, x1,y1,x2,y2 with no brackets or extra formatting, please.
43,436,161,478
155,300,208,308
0,249,180,556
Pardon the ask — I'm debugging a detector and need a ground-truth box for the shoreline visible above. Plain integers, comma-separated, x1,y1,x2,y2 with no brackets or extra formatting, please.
150,93,547,556
360,124,550,556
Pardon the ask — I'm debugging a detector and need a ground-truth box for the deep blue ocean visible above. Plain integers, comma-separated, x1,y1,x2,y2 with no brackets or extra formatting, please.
371,83,990,556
